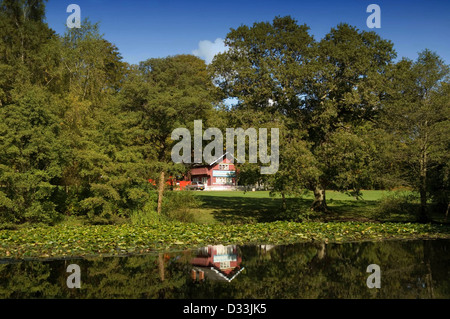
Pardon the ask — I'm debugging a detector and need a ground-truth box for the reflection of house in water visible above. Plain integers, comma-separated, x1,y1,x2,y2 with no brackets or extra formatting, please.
190,245,244,282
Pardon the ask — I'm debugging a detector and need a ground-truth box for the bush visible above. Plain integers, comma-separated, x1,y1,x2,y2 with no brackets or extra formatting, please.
130,190,201,225
376,191,419,221
130,208,161,226
24,201,63,225
162,190,201,223
277,206,321,222
130,192,160,225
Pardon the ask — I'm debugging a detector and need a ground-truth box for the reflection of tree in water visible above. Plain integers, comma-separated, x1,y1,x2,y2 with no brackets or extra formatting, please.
0,261,59,298
0,240,448,298
176,240,450,299
0,252,193,299
80,252,192,298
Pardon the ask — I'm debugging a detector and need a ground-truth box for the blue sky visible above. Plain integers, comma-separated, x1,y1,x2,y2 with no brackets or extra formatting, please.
45,0,450,65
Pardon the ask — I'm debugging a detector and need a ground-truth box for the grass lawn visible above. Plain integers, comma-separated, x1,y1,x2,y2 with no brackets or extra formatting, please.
192,190,393,224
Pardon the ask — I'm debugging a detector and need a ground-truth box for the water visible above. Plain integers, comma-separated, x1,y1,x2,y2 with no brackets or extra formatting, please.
0,239,449,299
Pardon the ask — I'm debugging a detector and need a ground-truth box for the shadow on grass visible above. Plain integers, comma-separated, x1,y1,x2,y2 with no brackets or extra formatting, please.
196,194,426,224
196,194,285,224
325,199,381,222
196,195,379,224
196,194,326,224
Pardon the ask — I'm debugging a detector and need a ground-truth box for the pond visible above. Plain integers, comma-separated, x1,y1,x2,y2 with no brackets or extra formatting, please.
0,239,449,299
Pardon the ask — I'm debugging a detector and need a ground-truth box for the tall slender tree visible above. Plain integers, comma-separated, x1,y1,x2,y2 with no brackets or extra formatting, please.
0,0,67,224
382,50,449,222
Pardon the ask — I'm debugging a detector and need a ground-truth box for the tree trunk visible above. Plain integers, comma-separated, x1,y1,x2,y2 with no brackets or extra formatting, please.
311,186,328,212
157,170,165,215
419,187,428,223
418,146,429,223
281,192,287,211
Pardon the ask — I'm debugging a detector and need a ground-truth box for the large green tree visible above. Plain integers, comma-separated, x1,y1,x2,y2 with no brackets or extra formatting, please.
211,17,396,212
304,23,395,210
56,21,143,223
120,54,215,214
0,0,68,224
0,85,68,224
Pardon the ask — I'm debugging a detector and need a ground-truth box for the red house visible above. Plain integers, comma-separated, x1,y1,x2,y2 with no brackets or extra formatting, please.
189,152,237,190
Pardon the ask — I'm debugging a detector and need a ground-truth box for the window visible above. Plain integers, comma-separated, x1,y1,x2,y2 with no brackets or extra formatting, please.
215,177,233,185
219,164,229,170
219,261,231,269
216,177,226,184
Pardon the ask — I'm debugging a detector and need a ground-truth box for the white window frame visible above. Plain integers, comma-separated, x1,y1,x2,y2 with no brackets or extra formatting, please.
219,261,231,269
215,177,226,184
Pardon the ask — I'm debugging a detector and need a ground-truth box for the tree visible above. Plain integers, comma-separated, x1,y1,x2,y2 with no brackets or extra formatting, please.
303,23,396,211
0,0,59,105
53,20,135,222
60,20,125,104
382,50,449,222
211,17,396,212
0,0,69,224
120,55,215,215
211,16,316,212
0,85,69,224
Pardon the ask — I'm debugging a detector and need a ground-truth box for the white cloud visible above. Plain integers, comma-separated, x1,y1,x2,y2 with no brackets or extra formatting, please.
192,38,226,64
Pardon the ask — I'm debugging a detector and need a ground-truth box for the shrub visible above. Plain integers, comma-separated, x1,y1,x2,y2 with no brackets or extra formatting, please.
277,206,321,222
376,191,419,221
24,201,63,225
130,192,160,225
130,190,201,225
162,190,201,223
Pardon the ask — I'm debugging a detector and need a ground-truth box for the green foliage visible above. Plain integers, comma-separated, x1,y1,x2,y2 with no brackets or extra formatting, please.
0,85,67,224
0,220,449,259
119,54,215,214
276,201,320,222
376,191,420,221
162,191,201,223
211,17,398,211
381,50,450,221
130,195,160,226
130,190,202,225
0,0,56,96
0,4,153,225
0,2,448,228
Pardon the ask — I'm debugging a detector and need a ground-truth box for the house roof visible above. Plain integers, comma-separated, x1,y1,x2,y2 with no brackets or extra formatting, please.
190,152,241,169
208,152,238,166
